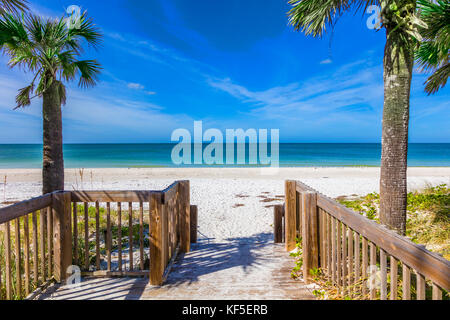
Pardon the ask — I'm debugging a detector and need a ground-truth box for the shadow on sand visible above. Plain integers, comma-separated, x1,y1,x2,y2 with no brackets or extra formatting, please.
37,232,278,300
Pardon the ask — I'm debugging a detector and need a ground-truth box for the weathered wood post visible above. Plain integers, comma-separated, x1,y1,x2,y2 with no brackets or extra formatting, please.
274,204,284,243
52,191,72,282
285,180,297,251
190,205,198,243
150,192,164,285
301,191,319,284
179,181,190,253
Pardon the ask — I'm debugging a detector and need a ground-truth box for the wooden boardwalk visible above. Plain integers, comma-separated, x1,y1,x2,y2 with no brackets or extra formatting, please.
37,239,315,300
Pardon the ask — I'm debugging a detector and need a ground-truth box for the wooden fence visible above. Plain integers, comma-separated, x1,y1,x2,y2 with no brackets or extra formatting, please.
275,180,450,300
0,180,196,299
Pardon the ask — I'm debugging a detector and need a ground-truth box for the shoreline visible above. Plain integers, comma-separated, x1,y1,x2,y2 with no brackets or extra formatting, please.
1,167,448,241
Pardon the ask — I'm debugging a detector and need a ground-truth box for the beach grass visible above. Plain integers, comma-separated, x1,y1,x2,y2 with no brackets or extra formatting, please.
337,184,450,260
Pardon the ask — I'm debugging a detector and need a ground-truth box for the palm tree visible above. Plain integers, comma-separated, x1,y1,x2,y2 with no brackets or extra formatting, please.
288,1,425,235
0,0,28,14
0,12,102,194
416,0,449,94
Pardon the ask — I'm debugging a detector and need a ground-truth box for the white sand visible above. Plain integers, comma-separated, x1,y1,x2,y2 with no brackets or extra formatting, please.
1,167,449,242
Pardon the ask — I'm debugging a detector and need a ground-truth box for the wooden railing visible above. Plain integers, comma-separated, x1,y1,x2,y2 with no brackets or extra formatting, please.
0,193,56,299
275,180,450,300
0,180,196,299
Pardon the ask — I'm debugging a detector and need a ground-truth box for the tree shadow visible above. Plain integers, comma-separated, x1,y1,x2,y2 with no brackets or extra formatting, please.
37,232,279,300
159,232,275,289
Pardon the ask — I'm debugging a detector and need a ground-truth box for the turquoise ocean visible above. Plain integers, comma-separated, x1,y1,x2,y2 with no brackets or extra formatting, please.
0,143,449,168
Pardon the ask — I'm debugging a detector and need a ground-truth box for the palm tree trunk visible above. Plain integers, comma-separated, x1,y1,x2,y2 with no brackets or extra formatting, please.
42,81,64,194
379,32,414,235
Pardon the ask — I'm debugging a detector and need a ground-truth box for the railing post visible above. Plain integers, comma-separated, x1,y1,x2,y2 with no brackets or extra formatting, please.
301,191,319,283
179,181,190,253
274,204,284,243
52,191,72,282
150,192,164,285
190,205,198,243
285,180,297,251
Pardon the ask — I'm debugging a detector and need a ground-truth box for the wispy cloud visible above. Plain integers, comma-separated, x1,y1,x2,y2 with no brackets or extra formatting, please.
0,69,191,143
127,82,145,90
320,59,333,65
127,82,157,95
207,58,384,121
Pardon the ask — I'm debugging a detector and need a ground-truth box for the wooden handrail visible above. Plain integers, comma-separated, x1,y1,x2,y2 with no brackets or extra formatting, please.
297,180,450,290
0,193,53,224
0,180,194,299
71,190,159,202
287,180,450,292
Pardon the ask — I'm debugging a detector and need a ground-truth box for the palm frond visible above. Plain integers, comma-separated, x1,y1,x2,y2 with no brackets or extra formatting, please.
24,14,44,44
68,11,102,49
75,59,102,88
14,83,33,108
0,0,28,15
424,62,450,95
416,0,450,94
1,11,102,108
57,50,77,81
287,0,380,37
0,12,29,48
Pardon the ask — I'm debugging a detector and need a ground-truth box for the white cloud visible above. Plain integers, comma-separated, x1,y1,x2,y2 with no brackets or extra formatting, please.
320,59,333,64
127,82,145,90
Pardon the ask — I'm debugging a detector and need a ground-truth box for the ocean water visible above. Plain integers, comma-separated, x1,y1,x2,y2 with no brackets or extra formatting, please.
0,143,449,168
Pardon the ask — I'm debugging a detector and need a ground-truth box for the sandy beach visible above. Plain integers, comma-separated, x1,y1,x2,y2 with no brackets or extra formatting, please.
1,167,449,243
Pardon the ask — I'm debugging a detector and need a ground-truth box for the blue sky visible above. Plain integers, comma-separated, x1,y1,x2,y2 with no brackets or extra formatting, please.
0,0,448,143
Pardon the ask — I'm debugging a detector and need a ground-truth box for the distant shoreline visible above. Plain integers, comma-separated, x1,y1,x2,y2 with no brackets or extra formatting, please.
2,165,450,169
1,143,449,168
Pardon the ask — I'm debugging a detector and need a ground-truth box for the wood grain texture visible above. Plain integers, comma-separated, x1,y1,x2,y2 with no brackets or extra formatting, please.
39,209,46,282
72,202,78,265
128,202,133,271
52,192,72,282
432,283,442,300
32,212,38,286
95,201,100,270
149,193,164,285
285,181,297,251
295,180,450,291
71,190,158,203
380,249,387,300
369,242,377,300
84,202,89,271
139,202,144,270
178,181,190,253
402,264,411,300
416,272,425,300
14,218,22,297
4,222,12,299
0,193,52,224
300,192,318,283
390,256,398,300
106,202,112,271
118,202,122,271
24,215,30,296
362,237,368,297
190,205,198,244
